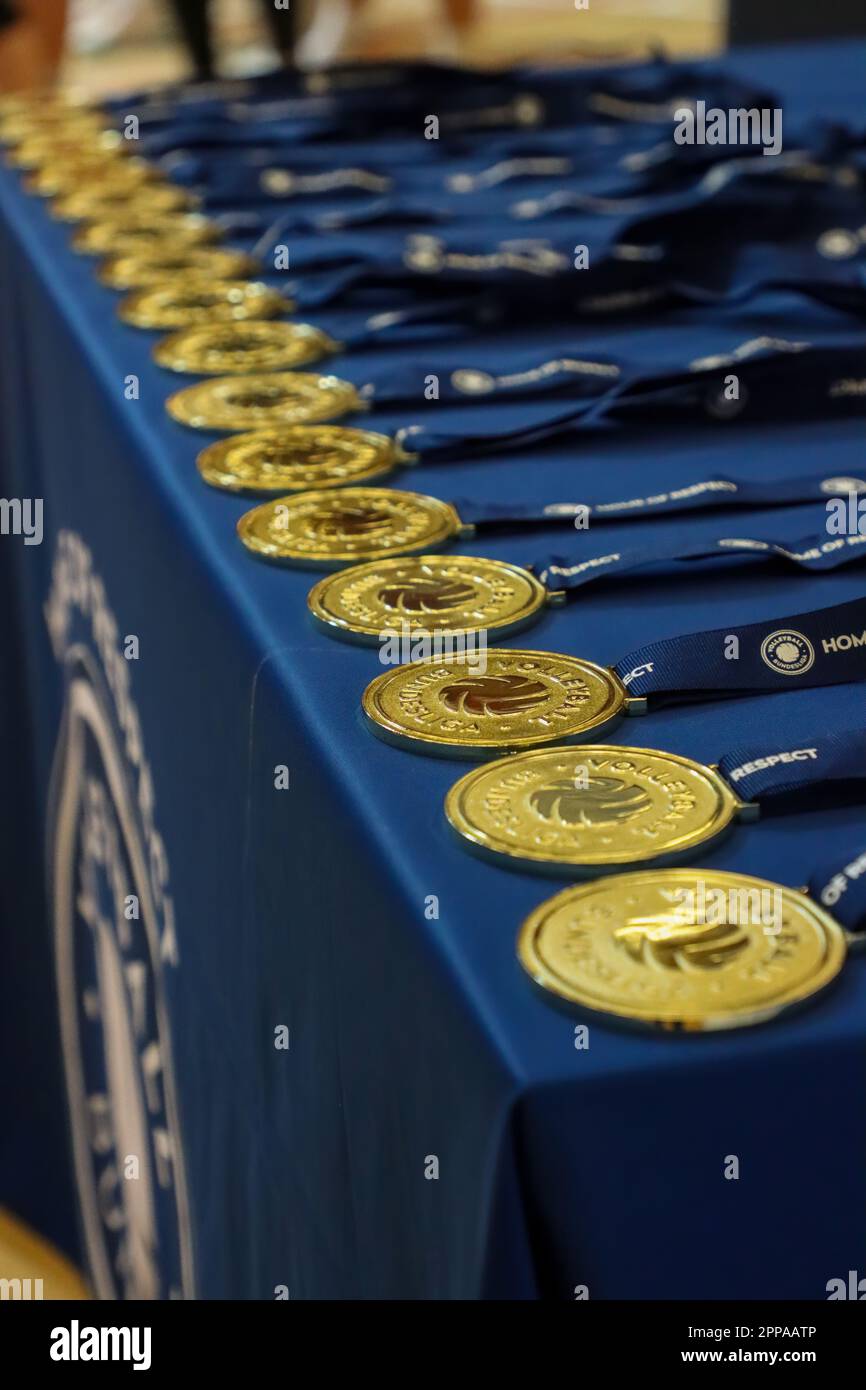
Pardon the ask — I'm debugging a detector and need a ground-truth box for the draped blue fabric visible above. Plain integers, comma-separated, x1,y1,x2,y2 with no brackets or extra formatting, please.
1,40,865,1299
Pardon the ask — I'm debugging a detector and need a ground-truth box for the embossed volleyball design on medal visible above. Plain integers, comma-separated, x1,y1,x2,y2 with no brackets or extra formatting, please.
308,550,544,642
308,555,549,643
119,280,290,331
237,487,461,568
166,372,362,432
154,321,337,374
517,870,847,1030
445,745,744,870
362,650,627,756
197,425,402,494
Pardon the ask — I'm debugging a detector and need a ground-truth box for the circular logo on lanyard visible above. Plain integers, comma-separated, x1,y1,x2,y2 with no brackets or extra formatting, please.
47,534,194,1300
760,628,815,676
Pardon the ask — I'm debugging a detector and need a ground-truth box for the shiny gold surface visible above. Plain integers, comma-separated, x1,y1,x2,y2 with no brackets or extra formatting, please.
517,869,847,1030
363,650,628,755
197,425,400,494
153,319,334,373
446,745,742,869
71,213,221,256
237,486,461,568
309,553,547,643
166,372,362,432
118,279,289,330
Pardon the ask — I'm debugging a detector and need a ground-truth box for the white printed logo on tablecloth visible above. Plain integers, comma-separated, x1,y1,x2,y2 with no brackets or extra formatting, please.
45,531,194,1301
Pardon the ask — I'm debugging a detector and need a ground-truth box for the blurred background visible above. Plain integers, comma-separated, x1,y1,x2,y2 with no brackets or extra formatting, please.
8,0,725,96
3,1,865,98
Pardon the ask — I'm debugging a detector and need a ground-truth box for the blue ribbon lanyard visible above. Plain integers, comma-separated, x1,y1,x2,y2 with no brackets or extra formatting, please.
279,231,866,319
386,337,866,460
454,471,866,530
716,729,866,815
607,594,866,704
110,54,773,141
808,840,866,933
531,530,866,599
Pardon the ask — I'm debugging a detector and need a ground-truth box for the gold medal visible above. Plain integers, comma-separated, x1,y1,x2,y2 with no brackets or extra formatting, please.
309,554,548,644
517,869,847,1030
100,247,258,292
54,183,197,223
153,320,335,374
71,213,221,256
363,650,628,756
6,128,124,168
0,94,93,122
196,425,401,494
166,372,362,432
118,280,290,330
24,156,155,197
0,109,105,145
237,487,461,569
445,745,746,871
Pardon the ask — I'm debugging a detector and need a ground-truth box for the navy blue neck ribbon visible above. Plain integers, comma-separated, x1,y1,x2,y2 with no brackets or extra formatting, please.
456,473,866,531
808,840,866,933
716,729,866,816
606,593,866,705
382,338,866,458
533,530,866,601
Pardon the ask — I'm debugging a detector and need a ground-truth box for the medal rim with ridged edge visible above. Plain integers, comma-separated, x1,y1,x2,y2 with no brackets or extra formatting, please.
445,744,741,871
197,425,401,495
165,372,362,432
152,320,335,374
517,868,847,1030
308,553,548,645
236,486,461,569
362,649,628,757
117,279,290,330
99,247,257,291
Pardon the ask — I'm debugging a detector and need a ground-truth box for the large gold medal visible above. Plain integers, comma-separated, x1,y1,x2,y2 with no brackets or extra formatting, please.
237,487,460,568
309,555,548,644
446,745,745,870
362,650,629,756
153,320,336,374
100,246,256,291
197,425,401,494
71,214,221,256
166,372,362,432
517,869,847,1030
118,280,290,330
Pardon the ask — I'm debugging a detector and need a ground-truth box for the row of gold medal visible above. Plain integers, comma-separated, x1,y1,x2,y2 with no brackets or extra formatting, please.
4,93,857,1034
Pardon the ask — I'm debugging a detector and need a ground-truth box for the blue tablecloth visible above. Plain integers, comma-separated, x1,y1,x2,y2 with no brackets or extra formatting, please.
1,40,865,1300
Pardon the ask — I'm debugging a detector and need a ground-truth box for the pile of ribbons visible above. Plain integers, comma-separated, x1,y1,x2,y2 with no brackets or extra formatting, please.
4,51,866,1032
